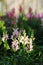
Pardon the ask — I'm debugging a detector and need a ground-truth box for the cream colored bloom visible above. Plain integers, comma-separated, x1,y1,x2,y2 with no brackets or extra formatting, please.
29,38,33,51
20,36,24,43
19,36,29,45
2,36,5,42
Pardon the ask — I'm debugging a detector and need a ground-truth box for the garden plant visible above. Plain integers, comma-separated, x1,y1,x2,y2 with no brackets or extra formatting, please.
0,7,43,65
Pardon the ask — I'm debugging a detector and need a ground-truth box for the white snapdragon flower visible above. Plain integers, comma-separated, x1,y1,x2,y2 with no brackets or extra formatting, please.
2,36,5,42
24,36,29,44
19,35,29,45
2,34,8,42
11,35,13,39
20,36,24,44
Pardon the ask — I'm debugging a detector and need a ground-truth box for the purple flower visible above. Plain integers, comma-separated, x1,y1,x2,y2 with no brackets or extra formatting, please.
13,28,19,37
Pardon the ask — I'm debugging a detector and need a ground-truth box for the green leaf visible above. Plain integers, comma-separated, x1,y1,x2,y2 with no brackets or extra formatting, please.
0,37,2,45
4,40,10,50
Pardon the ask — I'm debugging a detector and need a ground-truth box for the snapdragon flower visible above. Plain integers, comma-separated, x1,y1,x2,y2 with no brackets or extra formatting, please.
12,28,21,38
12,40,19,51
34,14,39,18
2,34,8,42
13,28,19,37
29,38,33,51
19,35,29,45
7,8,15,19
39,13,43,18
26,13,31,19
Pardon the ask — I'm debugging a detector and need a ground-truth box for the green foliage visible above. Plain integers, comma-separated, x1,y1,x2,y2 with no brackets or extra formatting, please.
0,20,6,37
0,45,43,65
0,13,43,65
17,15,43,45
0,37,2,45
4,39,10,50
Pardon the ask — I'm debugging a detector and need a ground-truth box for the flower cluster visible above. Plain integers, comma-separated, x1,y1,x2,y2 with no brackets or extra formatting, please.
7,8,15,19
6,6,43,25
11,29,34,52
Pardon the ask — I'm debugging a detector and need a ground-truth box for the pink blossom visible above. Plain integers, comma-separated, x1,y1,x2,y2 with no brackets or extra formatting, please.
15,15,19,19
10,13,14,19
34,13,43,18
7,12,11,18
34,14,39,18
26,13,31,19
12,40,19,51
7,8,15,19
39,13,43,18
12,8,15,14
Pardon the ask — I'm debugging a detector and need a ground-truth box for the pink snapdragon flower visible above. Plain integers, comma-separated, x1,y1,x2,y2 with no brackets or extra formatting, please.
15,15,19,19
34,13,43,18
26,13,31,19
7,12,11,18
34,14,39,18
7,8,15,19
12,40,19,51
